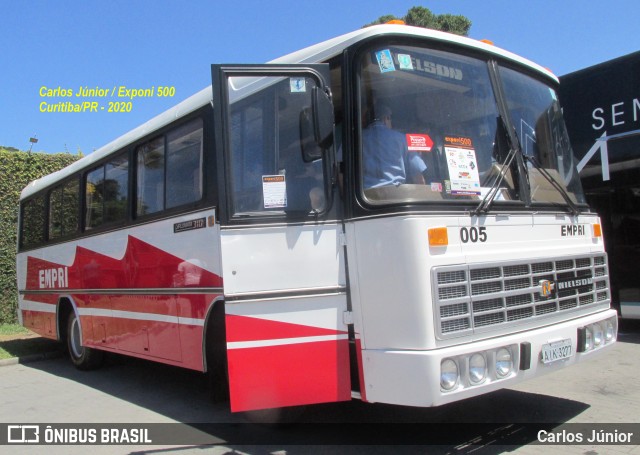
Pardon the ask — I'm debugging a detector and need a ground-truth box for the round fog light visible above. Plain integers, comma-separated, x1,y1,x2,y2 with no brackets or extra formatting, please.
495,348,513,378
440,359,459,391
469,353,487,384
605,320,615,342
593,323,603,347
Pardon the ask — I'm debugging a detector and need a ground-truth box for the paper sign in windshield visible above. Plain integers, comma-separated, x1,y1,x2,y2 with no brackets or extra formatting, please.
262,175,287,208
406,134,434,152
444,136,481,196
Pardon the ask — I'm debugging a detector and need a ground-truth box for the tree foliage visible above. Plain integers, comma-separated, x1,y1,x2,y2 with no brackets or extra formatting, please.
365,6,472,36
0,148,79,323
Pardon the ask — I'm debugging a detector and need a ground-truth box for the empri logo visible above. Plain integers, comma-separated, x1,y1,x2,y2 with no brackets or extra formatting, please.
8,425,39,443
38,266,69,289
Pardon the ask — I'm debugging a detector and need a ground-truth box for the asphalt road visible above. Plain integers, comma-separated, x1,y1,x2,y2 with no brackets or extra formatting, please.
2,320,639,454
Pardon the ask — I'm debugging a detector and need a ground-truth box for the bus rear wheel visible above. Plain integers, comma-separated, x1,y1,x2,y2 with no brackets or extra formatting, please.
66,311,104,370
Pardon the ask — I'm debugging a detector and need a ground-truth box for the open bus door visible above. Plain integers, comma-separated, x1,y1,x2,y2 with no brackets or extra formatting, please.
211,64,351,412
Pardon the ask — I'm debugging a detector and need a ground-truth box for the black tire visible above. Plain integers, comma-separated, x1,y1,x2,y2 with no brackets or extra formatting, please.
66,311,104,370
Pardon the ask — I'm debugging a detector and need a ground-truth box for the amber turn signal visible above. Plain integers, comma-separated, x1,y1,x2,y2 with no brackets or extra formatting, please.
593,223,602,238
429,227,449,246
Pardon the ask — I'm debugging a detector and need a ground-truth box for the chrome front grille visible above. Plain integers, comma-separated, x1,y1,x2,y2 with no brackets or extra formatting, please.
433,253,610,339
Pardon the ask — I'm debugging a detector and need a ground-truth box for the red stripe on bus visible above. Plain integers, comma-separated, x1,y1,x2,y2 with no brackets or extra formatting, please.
225,314,348,343
227,337,351,412
25,235,223,291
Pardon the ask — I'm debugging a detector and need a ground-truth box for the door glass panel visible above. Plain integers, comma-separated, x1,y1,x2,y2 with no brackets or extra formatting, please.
227,76,326,217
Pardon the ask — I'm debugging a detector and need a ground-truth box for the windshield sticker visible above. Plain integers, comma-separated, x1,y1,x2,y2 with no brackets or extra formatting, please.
383,48,465,82
397,54,414,70
289,78,307,93
443,136,481,196
375,49,396,73
262,175,287,208
406,133,434,152
431,182,443,192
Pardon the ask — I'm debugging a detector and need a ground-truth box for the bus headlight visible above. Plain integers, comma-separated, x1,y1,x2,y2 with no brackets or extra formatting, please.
605,319,615,342
592,323,603,347
469,353,487,384
578,316,617,352
495,347,513,378
584,327,593,351
440,359,459,391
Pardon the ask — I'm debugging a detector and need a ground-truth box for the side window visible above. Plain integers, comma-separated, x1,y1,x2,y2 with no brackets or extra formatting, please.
21,195,46,249
228,76,326,217
49,178,79,239
136,137,165,216
104,156,129,223
49,186,64,239
86,167,104,228
85,155,129,230
167,118,203,208
136,118,203,216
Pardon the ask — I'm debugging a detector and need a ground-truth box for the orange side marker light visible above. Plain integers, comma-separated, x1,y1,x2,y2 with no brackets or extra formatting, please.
593,223,602,238
429,227,449,246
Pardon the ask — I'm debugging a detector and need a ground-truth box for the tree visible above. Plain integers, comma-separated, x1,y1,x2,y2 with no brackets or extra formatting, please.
365,6,472,37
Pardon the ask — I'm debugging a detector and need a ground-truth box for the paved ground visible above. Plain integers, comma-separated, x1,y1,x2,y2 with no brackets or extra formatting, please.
1,320,639,454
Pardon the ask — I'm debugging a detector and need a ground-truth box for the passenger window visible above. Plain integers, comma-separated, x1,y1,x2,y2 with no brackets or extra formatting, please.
136,118,203,216
49,186,64,239
85,167,104,229
104,156,129,223
21,195,46,248
49,178,79,239
86,155,128,229
167,118,203,208
136,137,165,216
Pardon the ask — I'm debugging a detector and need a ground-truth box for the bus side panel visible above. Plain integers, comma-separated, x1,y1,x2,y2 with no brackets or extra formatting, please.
225,296,351,412
16,209,223,371
19,292,58,339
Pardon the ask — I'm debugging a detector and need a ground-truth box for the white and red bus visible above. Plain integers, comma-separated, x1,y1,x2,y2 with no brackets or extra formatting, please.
17,24,617,414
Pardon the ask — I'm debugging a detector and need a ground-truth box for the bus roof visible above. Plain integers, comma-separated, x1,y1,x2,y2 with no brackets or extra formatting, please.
21,24,556,200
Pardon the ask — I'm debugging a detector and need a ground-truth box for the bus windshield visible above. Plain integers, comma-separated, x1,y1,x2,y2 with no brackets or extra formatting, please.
498,65,586,205
357,42,586,208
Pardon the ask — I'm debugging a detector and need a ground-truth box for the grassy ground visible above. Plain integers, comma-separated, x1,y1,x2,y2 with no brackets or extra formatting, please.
0,323,30,337
0,324,61,360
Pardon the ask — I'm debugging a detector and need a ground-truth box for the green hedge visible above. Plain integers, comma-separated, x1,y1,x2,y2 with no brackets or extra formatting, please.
0,148,79,324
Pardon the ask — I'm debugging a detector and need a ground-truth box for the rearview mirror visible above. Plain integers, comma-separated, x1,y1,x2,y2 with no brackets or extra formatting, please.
313,86,334,149
300,87,334,163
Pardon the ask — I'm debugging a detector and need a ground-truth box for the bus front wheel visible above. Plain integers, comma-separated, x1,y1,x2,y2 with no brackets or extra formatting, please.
66,311,104,370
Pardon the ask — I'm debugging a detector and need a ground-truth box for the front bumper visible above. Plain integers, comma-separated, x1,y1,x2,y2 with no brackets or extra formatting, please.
360,309,618,407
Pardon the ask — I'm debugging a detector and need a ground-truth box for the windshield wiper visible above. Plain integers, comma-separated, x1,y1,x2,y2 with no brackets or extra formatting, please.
473,147,518,215
522,154,581,216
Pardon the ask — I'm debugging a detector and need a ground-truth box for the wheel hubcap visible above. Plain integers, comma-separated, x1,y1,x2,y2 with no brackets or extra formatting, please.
70,317,83,358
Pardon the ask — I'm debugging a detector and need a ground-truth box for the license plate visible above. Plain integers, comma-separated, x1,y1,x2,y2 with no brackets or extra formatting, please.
541,339,572,364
